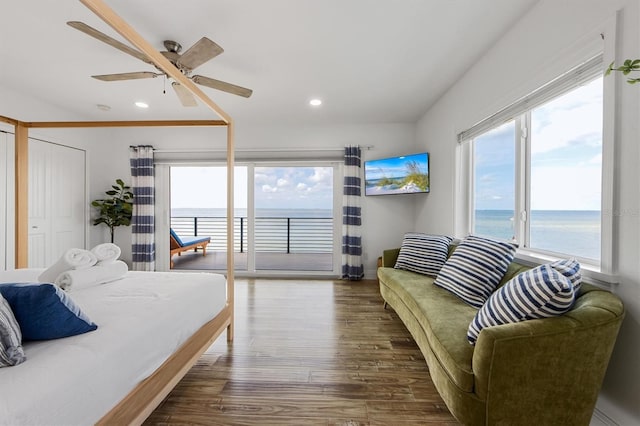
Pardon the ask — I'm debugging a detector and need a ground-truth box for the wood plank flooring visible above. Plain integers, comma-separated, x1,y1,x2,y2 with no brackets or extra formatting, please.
171,251,334,272
144,279,459,425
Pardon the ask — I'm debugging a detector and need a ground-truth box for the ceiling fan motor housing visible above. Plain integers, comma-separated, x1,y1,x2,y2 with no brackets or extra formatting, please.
163,40,182,53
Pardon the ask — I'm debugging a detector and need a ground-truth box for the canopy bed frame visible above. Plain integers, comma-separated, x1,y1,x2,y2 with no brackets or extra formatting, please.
0,0,235,423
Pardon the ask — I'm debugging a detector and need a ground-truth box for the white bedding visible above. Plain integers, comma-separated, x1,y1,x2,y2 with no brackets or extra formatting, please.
0,269,227,426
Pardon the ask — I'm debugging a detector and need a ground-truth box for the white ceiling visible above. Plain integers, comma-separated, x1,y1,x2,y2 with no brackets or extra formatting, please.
0,0,538,125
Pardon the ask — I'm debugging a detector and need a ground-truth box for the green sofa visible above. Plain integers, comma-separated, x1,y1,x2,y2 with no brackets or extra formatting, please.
378,246,624,426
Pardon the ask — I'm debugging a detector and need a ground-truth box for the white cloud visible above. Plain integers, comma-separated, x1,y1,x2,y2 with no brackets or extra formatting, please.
531,78,602,155
530,164,601,210
262,184,278,193
277,178,289,187
254,172,272,185
309,167,332,184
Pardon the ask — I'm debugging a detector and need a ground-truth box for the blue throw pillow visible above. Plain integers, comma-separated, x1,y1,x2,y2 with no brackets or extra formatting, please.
0,283,97,341
434,235,516,308
394,233,453,277
467,263,576,345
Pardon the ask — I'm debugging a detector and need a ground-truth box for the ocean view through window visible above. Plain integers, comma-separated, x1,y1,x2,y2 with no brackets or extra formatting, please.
470,74,603,262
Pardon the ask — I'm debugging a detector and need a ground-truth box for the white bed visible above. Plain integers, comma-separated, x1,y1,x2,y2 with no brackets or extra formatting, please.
0,269,228,426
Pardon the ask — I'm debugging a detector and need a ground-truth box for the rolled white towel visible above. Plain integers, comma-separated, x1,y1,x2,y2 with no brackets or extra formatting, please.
38,248,98,283
91,243,121,264
55,260,129,292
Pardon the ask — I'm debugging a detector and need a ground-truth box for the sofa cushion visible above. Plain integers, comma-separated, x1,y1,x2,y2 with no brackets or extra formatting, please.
394,233,453,277
378,267,478,392
467,263,576,345
434,235,516,308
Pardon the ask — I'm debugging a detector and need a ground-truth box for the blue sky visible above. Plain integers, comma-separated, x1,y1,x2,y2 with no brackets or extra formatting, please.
474,76,603,211
171,166,333,210
364,152,429,181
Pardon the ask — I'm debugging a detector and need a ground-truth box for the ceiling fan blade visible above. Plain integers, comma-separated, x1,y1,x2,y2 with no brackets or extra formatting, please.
172,82,198,107
67,21,152,64
92,72,160,81
177,37,224,71
192,75,253,98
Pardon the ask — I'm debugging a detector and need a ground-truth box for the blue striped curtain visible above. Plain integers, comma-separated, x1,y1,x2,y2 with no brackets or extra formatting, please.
129,146,155,271
342,145,364,280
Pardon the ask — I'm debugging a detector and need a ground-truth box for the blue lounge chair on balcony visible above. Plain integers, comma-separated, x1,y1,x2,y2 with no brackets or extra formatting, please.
170,228,211,268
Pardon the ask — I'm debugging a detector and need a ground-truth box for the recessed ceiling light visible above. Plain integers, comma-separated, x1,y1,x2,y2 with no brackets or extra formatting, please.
309,99,322,106
135,101,149,109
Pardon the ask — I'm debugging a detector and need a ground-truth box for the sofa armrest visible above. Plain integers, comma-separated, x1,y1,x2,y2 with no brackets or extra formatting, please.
472,295,624,425
381,248,400,267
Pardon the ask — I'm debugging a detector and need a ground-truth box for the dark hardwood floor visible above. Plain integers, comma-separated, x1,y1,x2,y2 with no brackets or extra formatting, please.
145,279,459,425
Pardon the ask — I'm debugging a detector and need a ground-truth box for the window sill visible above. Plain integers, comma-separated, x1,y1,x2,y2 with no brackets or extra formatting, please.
514,250,618,290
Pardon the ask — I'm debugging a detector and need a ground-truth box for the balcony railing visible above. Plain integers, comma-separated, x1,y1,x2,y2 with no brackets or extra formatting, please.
170,216,334,254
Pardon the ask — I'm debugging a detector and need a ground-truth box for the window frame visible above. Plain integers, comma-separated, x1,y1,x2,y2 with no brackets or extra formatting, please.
458,54,616,281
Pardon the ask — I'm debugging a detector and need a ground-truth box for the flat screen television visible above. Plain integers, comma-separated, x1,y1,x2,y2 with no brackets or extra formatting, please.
364,152,430,196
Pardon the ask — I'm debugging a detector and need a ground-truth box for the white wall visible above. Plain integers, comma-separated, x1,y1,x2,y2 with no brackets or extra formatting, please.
414,0,640,423
89,122,417,277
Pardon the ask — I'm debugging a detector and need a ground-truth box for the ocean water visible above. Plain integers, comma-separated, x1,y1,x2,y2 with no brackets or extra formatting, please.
172,208,600,260
475,210,600,260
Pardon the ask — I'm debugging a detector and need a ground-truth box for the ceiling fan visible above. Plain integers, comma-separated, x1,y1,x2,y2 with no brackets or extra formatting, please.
67,21,253,107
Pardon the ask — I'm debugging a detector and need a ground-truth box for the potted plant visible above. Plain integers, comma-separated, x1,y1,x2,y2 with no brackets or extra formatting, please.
91,179,134,243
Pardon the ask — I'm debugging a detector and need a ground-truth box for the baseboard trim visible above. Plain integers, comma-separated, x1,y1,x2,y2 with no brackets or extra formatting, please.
592,407,619,426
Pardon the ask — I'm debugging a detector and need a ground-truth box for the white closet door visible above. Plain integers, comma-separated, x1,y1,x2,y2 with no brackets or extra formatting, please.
51,144,85,258
28,140,86,268
28,140,49,267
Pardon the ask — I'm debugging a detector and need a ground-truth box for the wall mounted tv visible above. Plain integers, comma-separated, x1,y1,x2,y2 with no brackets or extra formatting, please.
364,152,430,196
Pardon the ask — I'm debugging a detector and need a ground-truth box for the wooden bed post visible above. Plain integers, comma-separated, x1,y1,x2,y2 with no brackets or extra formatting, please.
226,121,235,341
14,123,28,268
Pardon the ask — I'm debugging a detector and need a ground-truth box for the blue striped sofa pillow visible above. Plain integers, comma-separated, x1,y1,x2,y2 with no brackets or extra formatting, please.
394,233,453,277
550,258,582,292
467,263,576,345
433,235,516,308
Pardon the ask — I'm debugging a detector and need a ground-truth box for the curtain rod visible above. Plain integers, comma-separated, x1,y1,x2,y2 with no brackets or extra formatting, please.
153,145,374,154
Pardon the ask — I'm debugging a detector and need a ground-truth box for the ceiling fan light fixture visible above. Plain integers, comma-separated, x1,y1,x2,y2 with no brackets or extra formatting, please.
309,99,322,107
135,101,149,108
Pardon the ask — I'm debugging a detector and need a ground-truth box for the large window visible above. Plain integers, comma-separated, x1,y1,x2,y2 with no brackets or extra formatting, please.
469,72,603,262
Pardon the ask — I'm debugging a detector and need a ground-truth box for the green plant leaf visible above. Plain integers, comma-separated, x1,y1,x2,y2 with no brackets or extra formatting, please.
91,178,134,238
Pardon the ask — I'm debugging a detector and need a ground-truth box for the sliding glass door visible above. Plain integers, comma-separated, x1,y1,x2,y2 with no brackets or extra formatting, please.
254,166,334,272
169,162,338,274
170,165,248,271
